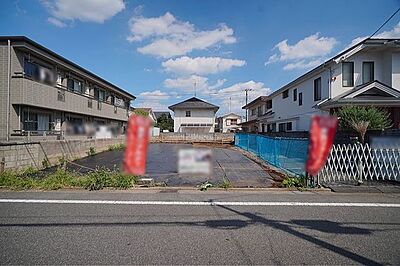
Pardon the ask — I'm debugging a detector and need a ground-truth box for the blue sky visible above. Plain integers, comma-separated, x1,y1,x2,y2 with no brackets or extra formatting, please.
1,0,400,116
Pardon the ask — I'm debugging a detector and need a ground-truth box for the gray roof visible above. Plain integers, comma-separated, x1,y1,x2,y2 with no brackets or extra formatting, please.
168,97,219,111
317,80,400,109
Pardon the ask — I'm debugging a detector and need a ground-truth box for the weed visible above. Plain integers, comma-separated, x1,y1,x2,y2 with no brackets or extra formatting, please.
42,158,51,169
87,147,96,156
281,175,307,189
108,143,125,151
21,166,39,178
219,177,231,190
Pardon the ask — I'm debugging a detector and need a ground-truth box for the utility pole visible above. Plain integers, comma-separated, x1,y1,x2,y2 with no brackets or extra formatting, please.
194,82,197,97
229,97,231,112
244,88,253,122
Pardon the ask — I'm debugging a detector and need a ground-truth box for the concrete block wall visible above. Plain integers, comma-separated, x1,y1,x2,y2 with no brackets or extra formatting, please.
152,133,234,143
0,136,126,171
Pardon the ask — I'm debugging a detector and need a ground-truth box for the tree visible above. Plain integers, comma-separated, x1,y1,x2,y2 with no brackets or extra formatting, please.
156,113,173,132
337,106,392,143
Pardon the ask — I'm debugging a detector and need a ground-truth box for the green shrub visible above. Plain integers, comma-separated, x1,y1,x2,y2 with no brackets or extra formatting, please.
87,147,96,156
84,168,109,190
110,173,137,189
282,175,307,188
108,143,125,151
21,166,39,178
219,177,231,190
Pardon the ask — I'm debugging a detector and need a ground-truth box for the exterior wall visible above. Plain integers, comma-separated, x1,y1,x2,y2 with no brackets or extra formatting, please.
392,53,400,90
0,44,8,140
247,101,266,122
221,114,241,133
265,70,329,131
11,78,129,122
173,108,216,132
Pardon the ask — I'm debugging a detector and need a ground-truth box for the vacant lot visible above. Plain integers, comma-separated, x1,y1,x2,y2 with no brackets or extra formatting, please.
68,143,274,187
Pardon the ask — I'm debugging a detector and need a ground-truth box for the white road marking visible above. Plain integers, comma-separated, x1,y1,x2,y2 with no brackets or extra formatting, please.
0,199,399,207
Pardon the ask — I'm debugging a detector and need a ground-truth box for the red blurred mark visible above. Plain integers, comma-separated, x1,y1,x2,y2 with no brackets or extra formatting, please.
124,115,151,175
306,115,338,176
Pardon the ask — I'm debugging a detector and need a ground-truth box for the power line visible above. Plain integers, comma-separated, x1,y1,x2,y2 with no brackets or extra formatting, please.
370,7,400,38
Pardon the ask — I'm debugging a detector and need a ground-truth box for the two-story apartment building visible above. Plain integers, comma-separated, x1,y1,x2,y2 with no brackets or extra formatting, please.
240,96,268,132
0,36,135,141
244,38,400,132
216,113,242,133
168,97,219,133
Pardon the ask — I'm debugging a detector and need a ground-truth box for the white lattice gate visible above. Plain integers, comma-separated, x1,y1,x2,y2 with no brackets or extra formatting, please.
318,143,400,183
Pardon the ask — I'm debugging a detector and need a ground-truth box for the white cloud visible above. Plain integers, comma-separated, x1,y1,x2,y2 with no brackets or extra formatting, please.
344,36,369,50
283,58,324,70
43,0,125,25
162,56,245,75
164,75,225,94
213,80,273,115
47,17,66,27
139,90,170,100
127,12,236,58
266,33,337,71
375,22,400,38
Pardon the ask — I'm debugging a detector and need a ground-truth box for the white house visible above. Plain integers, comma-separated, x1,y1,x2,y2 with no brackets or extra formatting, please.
243,38,400,132
217,113,242,132
168,97,219,133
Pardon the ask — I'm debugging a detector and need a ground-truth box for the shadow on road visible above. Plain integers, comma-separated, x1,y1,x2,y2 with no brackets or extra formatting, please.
0,205,386,265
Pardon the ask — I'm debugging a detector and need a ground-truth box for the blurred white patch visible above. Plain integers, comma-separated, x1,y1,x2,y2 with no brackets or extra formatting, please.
178,149,212,175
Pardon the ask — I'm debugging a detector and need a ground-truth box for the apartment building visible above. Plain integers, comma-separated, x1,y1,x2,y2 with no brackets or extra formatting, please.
240,96,268,132
216,113,242,133
243,38,400,132
0,36,135,141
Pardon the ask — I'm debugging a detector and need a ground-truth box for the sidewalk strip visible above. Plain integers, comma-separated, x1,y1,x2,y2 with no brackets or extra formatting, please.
0,199,399,207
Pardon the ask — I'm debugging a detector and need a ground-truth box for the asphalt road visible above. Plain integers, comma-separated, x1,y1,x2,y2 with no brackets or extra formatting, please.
69,143,273,187
0,190,399,265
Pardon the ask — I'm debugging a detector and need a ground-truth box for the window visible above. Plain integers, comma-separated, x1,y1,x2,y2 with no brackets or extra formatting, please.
266,100,272,109
95,88,105,102
226,119,231,126
342,62,354,87
251,108,256,116
257,106,262,117
362,62,374,83
278,123,286,132
314,77,321,101
286,122,292,131
110,95,115,105
293,88,297,101
88,99,92,108
282,90,289,99
24,60,39,80
299,92,303,106
67,78,83,93
185,111,191,117
22,111,38,131
267,123,276,132
231,119,237,125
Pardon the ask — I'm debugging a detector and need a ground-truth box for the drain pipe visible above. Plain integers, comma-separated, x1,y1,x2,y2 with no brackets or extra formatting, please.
6,39,11,142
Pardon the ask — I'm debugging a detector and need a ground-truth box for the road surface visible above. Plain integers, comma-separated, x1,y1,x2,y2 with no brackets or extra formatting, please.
0,190,399,265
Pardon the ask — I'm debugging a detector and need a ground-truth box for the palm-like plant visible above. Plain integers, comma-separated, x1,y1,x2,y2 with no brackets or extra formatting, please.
337,106,392,143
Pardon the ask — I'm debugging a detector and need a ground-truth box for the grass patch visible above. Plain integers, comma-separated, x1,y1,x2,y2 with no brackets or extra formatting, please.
0,167,137,191
219,177,232,190
108,143,125,151
281,175,307,189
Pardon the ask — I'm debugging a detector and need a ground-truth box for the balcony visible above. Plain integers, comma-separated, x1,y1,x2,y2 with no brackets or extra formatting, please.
10,77,129,121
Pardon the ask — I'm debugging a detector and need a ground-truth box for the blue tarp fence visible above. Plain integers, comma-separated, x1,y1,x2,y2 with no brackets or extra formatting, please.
235,133,309,175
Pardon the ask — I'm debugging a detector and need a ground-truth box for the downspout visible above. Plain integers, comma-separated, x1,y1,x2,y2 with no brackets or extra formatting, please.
6,40,11,142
